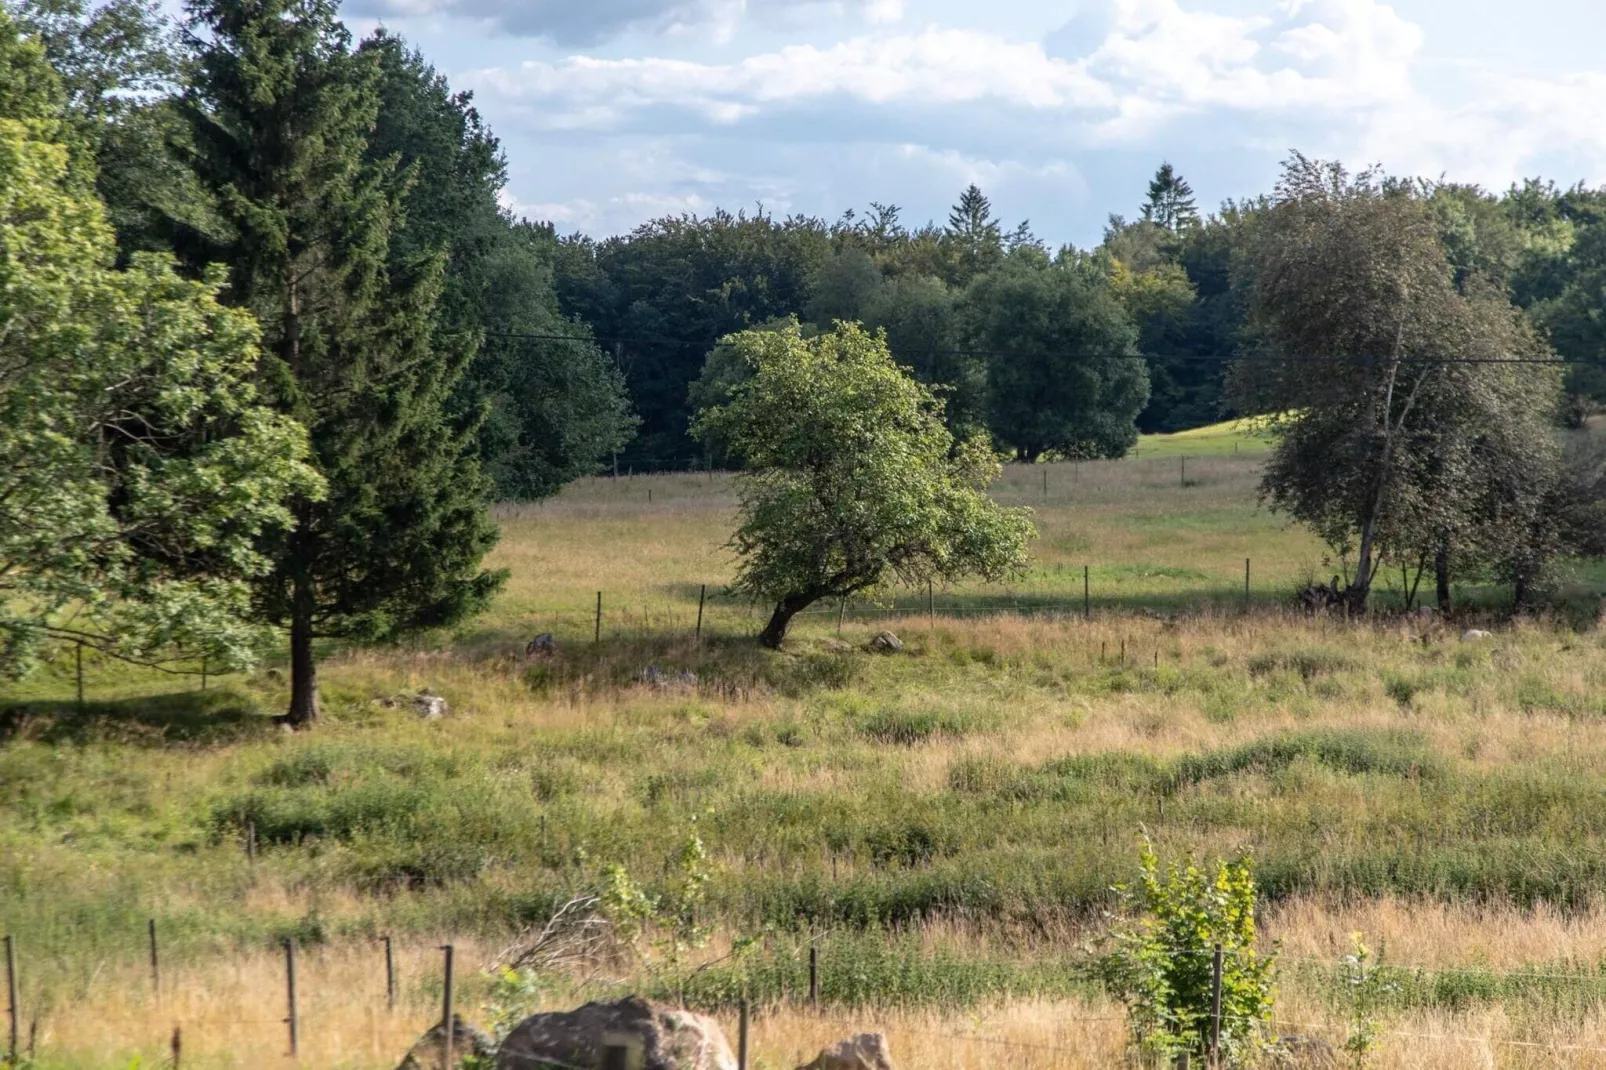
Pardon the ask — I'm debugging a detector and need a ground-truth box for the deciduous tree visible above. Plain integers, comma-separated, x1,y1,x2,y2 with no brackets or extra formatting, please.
0,15,319,675
693,323,1034,649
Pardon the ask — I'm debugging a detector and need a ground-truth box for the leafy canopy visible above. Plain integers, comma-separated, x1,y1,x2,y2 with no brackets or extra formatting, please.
694,322,1034,647
0,32,320,676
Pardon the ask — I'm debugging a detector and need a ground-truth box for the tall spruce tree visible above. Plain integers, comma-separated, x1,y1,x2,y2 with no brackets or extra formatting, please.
945,183,1003,282
1143,163,1199,232
179,0,503,726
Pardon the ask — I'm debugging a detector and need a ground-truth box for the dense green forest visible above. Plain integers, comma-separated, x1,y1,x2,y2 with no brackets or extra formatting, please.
554,163,1606,466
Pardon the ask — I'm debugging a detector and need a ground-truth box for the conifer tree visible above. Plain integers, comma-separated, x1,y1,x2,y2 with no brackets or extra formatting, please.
179,0,503,726
945,183,1003,281
1143,163,1199,232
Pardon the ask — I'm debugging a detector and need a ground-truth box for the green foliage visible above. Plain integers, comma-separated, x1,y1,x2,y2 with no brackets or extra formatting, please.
359,34,635,500
693,321,1034,646
1101,842,1276,1064
1232,154,1564,610
180,0,504,721
965,257,1149,460
1336,934,1397,1068
0,43,320,677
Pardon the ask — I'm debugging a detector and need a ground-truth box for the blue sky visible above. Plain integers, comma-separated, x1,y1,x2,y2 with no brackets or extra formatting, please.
340,0,1606,248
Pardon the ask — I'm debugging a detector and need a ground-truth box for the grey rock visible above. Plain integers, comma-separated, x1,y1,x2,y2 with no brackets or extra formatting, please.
794,1033,896,1070
396,1014,495,1070
410,690,449,719
867,631,904,654
497,996,736,1070
526,632,558,657
1461,629,1492,641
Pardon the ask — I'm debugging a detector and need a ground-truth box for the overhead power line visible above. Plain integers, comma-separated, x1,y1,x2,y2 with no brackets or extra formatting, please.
480,330,1583,367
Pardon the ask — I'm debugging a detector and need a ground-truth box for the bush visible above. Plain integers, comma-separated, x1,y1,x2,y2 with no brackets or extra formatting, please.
1098,842,1276,1065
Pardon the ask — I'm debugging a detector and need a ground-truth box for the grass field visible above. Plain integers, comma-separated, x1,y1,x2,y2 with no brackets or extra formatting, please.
8,439,1606,1067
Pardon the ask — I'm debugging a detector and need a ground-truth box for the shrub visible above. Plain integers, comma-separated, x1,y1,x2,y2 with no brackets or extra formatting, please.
1099,842,1276,1065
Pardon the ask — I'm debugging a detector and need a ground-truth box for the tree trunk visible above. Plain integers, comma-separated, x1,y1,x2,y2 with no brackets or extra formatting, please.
758,593,818,649
284,580,319,727
1435,543,1452,615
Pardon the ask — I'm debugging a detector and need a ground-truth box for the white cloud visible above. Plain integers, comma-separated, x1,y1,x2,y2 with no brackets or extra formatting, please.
464,0,1433,141
465,0,1606,242
344,0,898,44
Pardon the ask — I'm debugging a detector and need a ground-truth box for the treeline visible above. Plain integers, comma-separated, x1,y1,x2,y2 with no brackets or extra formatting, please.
556,163,1606,467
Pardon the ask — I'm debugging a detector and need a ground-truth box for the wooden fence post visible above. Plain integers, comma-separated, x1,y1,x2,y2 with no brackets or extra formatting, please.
808,946,818,1010
1244,558,1251,612
695,585,706,644
384,935,395,1011
5,934,18,1064
594,592,602,644
1209,944,1224,1065
737,1000,749,1070
75,642,84,708
148,919,160,1002
284,940,298,1058
1083,565,1090,621
441,944,455,1070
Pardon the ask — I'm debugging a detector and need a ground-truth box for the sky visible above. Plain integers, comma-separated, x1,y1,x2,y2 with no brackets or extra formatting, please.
339,0,1606,249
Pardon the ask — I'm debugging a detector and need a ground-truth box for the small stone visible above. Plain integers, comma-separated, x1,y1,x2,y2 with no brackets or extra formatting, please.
821,638,853,654
410,690,449,719
1461,629,1492,642
795,1033,896,1070
525,632,558,657
867,631,904,654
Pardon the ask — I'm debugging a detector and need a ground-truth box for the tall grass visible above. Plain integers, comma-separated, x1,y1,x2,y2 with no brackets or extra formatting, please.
8,451,1606,1064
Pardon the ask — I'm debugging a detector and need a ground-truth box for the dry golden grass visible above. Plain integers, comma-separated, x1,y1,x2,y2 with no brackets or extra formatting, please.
28,934,1606,1069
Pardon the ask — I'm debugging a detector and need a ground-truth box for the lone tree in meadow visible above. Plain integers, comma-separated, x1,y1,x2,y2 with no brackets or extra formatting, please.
694,322,1034,649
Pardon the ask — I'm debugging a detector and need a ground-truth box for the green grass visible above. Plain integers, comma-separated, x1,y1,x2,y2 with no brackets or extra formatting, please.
8,447,1606,1064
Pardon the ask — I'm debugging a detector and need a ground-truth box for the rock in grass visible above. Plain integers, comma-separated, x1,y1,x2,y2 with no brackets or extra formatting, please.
867,631,904,654
410,689,449,719
794,1033,896,1070
525,632,558,657
497,996,736,1070
396,1013,495,1069
1461,629,1492,642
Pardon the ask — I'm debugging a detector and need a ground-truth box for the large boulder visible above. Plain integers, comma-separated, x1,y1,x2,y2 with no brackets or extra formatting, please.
396,1014,496,1070
794,1033,896,1070
867,632,904,655
497,996,736,1070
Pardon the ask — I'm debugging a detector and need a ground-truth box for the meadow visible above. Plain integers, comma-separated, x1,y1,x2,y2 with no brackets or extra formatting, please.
9,428,1606,1067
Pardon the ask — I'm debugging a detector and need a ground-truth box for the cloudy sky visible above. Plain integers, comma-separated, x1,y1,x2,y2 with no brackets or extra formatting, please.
340,0,1606,248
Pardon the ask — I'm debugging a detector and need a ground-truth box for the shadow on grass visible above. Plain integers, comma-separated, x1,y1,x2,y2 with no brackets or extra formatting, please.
0,688,276,747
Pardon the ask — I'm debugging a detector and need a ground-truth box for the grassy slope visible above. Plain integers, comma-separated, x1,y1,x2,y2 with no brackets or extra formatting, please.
7,449,1606,1066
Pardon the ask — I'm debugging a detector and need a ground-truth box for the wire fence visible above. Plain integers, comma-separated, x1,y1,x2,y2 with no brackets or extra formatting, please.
15,931,1606,1068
